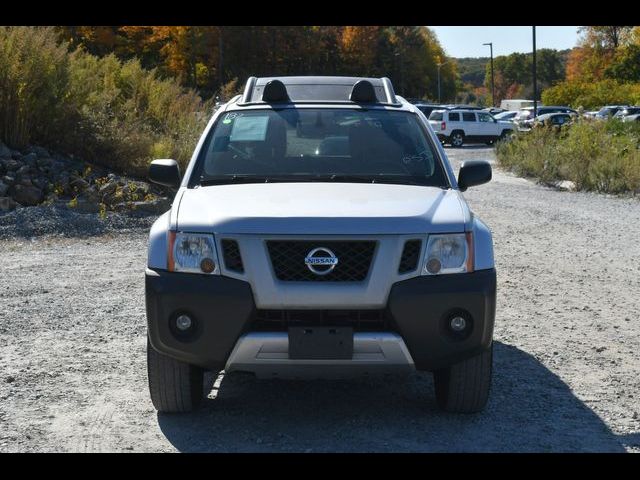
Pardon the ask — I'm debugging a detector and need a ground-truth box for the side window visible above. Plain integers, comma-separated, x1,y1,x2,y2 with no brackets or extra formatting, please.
448,112,460,122
478,113,492,123
462,112,476,122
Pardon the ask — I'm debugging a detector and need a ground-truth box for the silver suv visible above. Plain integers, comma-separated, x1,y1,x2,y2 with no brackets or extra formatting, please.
429,109,515,147
145,76,497,414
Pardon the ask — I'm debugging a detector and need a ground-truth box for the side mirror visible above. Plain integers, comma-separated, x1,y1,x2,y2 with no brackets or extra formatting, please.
458,160,492,192
149,159,181,188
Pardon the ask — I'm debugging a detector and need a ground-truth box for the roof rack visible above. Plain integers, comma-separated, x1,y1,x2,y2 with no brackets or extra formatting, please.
237,76,401,107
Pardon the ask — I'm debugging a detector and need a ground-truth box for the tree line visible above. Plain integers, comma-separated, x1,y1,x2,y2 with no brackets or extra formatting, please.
56,26,458,102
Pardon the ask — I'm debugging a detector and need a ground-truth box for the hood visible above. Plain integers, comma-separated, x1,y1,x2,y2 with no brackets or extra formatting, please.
175,182,468,235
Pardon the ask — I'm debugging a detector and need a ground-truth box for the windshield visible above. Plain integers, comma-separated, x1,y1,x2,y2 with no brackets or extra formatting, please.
192,108,449,187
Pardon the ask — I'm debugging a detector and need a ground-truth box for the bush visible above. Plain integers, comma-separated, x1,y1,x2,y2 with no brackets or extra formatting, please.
0,26,211,177
541,79,640,110
496,119,640,194
0,27,70,148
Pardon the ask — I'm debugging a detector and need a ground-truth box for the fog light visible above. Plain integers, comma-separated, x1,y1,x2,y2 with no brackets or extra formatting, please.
175,314,192,331
450,316,467,332
426,257,442,274
200,258,216,273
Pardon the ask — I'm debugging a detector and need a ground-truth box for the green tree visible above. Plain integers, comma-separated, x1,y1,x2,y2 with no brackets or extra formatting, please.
605,44,640,82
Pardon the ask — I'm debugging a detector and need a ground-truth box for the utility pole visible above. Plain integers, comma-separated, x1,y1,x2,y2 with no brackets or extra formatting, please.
483,42,494,107
532,26,538,118
437,59,448,104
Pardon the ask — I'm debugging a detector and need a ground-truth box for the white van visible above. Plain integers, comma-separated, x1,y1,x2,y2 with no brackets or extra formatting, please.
500,99,535,111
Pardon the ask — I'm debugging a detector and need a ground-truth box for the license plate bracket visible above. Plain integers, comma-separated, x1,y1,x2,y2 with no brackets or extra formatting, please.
288,326,354,360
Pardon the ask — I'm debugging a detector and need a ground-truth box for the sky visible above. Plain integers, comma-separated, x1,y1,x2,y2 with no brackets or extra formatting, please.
429,26,580,58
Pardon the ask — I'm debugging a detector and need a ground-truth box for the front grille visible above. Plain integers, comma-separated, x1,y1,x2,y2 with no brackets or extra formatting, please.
398,239,422,273
266,240,376,282
221,239,244,273
252,309,395,332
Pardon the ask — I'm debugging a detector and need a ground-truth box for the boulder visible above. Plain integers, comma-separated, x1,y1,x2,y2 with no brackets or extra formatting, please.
4,159,20,172
0,196,18,212
36,157,53,169
32,177,48,190
13,185,44,206
0,142,11,159
16,165,32,176
555,180,576,192
83,186,101,202
29,146,50,158
2,175,16,186
131,198,171,215
22,153,37,167
73,197,100,214
69,176,90,192
99,180,118,196
0,181,8,197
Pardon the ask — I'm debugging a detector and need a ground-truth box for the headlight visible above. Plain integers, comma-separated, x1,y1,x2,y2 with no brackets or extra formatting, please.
423,233,473,275
168,232,220,274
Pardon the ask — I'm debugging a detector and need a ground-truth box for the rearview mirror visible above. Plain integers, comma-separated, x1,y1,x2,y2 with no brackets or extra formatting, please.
458,160,492,191
149,159,181,188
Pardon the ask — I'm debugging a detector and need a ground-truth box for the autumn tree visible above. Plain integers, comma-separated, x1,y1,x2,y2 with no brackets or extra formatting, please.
55,26,457,101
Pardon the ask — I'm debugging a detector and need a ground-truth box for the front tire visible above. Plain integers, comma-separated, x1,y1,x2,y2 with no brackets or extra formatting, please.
147,337,204,413
433,344,493,413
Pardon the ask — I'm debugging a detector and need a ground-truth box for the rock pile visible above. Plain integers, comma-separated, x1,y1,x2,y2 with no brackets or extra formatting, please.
0,142,170,215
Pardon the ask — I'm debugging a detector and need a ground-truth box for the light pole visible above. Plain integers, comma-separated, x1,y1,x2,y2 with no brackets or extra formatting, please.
437,60,449,104
394,52,402,95
483,42,495,107
532,26,538,118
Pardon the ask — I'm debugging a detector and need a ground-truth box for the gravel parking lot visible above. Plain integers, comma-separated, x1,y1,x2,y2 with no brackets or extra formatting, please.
1,146,639,452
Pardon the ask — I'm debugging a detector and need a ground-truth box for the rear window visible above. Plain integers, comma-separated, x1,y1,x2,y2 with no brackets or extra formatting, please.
429,110,443,121
462,112,476,122
448,112,460,121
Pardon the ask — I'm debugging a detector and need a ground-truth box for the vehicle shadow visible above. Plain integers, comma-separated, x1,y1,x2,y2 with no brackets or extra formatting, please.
157,341,635,452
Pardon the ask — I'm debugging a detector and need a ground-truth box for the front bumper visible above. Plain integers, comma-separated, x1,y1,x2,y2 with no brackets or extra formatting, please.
146,268,496,372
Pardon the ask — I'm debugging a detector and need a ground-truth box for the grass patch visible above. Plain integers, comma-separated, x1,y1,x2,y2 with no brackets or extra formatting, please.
495,119,640,194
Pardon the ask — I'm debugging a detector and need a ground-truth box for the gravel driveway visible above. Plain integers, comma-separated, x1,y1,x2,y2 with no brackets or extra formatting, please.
1,146,639,452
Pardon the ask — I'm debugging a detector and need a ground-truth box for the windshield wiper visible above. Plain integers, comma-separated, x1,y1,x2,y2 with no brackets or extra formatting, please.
319,174,429,186
199,175,315,186
198,174,445,188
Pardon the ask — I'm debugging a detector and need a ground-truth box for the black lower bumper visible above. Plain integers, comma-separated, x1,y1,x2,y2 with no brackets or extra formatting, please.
388,269,496,370
146,268,496,372
146,270,255,370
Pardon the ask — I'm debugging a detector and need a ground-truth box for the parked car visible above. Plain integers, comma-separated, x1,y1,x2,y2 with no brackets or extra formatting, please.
594,105,630,119
614,106,640,120
482,107,506,115
145,76,497,414
493,110,518,122
414,103,444,118
525,112,576,129
515,106,577,128
428,108,515,147
445,104,485,111
621,111,640,122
